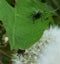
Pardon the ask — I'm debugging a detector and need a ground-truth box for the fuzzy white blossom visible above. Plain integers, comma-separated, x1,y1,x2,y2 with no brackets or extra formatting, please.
37,26,60,64
12,26,60,64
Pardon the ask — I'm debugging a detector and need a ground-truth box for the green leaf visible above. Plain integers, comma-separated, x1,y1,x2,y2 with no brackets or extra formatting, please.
0,0,54,50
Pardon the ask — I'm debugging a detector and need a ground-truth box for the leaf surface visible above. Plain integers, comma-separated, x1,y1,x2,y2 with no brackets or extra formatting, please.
0,0,54,50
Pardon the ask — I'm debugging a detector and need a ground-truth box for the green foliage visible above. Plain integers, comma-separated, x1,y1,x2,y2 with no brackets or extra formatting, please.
45,0,60,25
2,55,10,64
0,0,54,50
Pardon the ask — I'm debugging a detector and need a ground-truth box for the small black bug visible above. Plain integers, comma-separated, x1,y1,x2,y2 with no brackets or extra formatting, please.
49,22,53,28
0,20,3,25
6,0,16,8
41,0,46,3
32,12,42,24
17,49,25,56
11,0,16,7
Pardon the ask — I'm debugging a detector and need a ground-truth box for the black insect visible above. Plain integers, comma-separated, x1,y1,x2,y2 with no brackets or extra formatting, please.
17,49,25,56
6,0,16,8
0,20,3,25
11,0,16,7
49,22,53,28
41,0,46,3
32,12,42,24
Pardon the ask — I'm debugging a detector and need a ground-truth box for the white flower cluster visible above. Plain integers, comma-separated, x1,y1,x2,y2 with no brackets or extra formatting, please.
37,26,60,64
12,26,60,64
